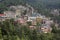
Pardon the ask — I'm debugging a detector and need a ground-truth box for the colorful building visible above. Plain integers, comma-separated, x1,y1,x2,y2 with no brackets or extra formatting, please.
0,14,6,21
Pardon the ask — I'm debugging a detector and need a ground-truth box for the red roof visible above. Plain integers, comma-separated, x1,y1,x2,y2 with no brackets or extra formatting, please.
0,14,6,16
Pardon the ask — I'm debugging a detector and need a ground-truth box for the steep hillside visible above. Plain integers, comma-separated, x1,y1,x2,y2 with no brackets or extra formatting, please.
26,0,60,8
0,0,60,13
0,0,60,24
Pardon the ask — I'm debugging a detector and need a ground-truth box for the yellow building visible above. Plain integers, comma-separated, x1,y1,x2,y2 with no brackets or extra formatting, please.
32,20,37,25
36,17,43,23
15,9,22,17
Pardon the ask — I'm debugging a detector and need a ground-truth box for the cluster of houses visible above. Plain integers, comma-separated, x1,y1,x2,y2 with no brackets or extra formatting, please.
51,9,60,16
0,4,54,33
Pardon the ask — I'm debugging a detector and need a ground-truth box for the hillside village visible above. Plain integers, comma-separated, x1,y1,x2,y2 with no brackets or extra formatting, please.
0,4,55,33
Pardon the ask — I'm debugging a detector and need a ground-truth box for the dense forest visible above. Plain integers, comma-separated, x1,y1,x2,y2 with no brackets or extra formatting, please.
0,0,60,13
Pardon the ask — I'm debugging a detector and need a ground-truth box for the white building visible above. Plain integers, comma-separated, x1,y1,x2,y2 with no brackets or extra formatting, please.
51,9,60,16
4,11,16,19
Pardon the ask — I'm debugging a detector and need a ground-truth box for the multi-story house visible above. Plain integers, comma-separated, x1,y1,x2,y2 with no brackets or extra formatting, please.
0,14,6,21
4,11,16,19
42,19,54,26
27,13,44,25
41,24,52,33
16,18,26,25
51,9,60,16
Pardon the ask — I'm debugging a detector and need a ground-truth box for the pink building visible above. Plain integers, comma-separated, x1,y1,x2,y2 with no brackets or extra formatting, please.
17,18,26,24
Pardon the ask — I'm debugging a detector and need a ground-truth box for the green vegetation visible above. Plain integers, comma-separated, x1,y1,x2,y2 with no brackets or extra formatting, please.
1,0,60,13
0,0,60,39
0,0,26,13
0,19,60,40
